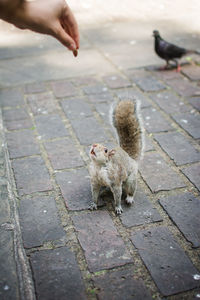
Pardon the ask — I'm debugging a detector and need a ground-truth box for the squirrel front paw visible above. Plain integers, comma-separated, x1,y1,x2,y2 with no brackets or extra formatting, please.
115,206,123,215
89,202,97,210
125,195,134,205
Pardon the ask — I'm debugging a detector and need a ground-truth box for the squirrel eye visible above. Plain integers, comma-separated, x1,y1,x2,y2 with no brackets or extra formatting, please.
104,148,108,153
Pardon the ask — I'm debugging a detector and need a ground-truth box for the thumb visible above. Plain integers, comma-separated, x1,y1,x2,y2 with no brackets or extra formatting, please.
54,25,76,51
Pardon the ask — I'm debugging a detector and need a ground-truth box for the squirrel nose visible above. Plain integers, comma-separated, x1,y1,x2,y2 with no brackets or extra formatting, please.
92,144,97,148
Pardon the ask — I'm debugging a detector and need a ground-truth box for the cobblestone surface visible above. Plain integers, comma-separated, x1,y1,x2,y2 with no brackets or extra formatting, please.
72,211,133,272
0,13,200,300
30,247,87,300
19,195,65,248
131,226,200,296
159,193,200,248
92,267,153,300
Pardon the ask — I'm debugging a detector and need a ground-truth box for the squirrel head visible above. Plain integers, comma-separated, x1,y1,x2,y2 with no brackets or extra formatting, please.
89,143,115,165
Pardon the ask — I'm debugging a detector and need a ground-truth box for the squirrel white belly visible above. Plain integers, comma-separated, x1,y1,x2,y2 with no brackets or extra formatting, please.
88,100,144,215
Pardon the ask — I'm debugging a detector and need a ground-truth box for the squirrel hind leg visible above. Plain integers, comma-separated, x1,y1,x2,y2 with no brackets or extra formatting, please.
125,195,134,205
124,175,137,205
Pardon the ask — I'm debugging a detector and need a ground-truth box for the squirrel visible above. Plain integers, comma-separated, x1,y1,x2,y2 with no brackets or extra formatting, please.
88,99,144,215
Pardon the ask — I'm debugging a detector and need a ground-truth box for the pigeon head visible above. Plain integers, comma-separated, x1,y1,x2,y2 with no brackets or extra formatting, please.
153,30,160,38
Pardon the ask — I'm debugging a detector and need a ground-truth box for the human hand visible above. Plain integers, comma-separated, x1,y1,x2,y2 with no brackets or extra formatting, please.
7,0,80,56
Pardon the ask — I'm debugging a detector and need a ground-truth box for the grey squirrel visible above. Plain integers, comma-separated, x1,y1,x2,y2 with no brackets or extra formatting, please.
88,100,144,215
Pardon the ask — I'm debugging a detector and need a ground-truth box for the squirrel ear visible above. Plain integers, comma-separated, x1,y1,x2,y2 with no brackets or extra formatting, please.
108,149,116,157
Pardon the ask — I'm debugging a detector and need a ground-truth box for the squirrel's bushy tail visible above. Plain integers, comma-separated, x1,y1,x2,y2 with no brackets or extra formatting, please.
113,100,144,160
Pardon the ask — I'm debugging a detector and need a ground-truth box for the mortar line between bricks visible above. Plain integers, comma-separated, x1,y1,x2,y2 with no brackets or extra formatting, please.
148,136,200,190
154,147,200,196
0,108,36,300
25,88,107,300
126,67,200,118
122,184,200,273
70,207,161,298
124,194,200,268
140,148,199,196
55,101,90,163
2,66,200,299
55,92,115,161
125,79,200,191
68,192,160,298
55,71,200,286
147,75,200,120
107,209,161,298
147,64,200,88
115,67,199,139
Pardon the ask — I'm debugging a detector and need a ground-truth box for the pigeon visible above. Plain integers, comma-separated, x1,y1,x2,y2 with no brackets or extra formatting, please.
153,30,200,71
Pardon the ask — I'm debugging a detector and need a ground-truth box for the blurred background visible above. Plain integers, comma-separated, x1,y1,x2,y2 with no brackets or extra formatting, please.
0,0,200,87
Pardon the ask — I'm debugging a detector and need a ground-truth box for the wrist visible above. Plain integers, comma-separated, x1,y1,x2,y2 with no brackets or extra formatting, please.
0,0,25,22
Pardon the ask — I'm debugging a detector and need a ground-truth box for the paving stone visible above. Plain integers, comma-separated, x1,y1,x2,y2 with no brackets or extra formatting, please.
131,75,166,92
151,68,181,81
0,135,5,178
0,185,10,226
71,76,99,86
3,107,29,121
102,74,131,89
131,226,200,296
172,112,200,139
0,88,24,107
25,82,47,94
51,80,77,98
149,91,190,114
6,129,40,159
12,156,52,195
87,91,114,103
94,102,111,125
182,65,200,81
56,168,92,210
27,92,58,115
5,119,33,131
188,96,200,112
154,131,200,165
35,114,68,139
126,68,149,79
83,84,108,95
93,268,153,300
159,193,200,248
44,138,85,170
2,107,33,130
142,107,173,133
61,97,93,120
144,134,154,152
72,211,133,272
70,116,109,145
115,88,151,108
181,163,200,191
19,195,65,248
166,78,200,97
140,152,185,192
30,247,86,300
0,228,19,300
120,191,162,227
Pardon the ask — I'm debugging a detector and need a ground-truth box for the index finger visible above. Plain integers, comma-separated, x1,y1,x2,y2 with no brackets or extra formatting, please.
62,5,80,49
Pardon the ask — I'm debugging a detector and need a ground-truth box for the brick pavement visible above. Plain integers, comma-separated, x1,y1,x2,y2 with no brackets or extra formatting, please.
0,61,200,299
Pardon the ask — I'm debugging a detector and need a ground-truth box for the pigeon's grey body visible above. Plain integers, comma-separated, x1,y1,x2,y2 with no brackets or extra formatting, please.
153,30,199,70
